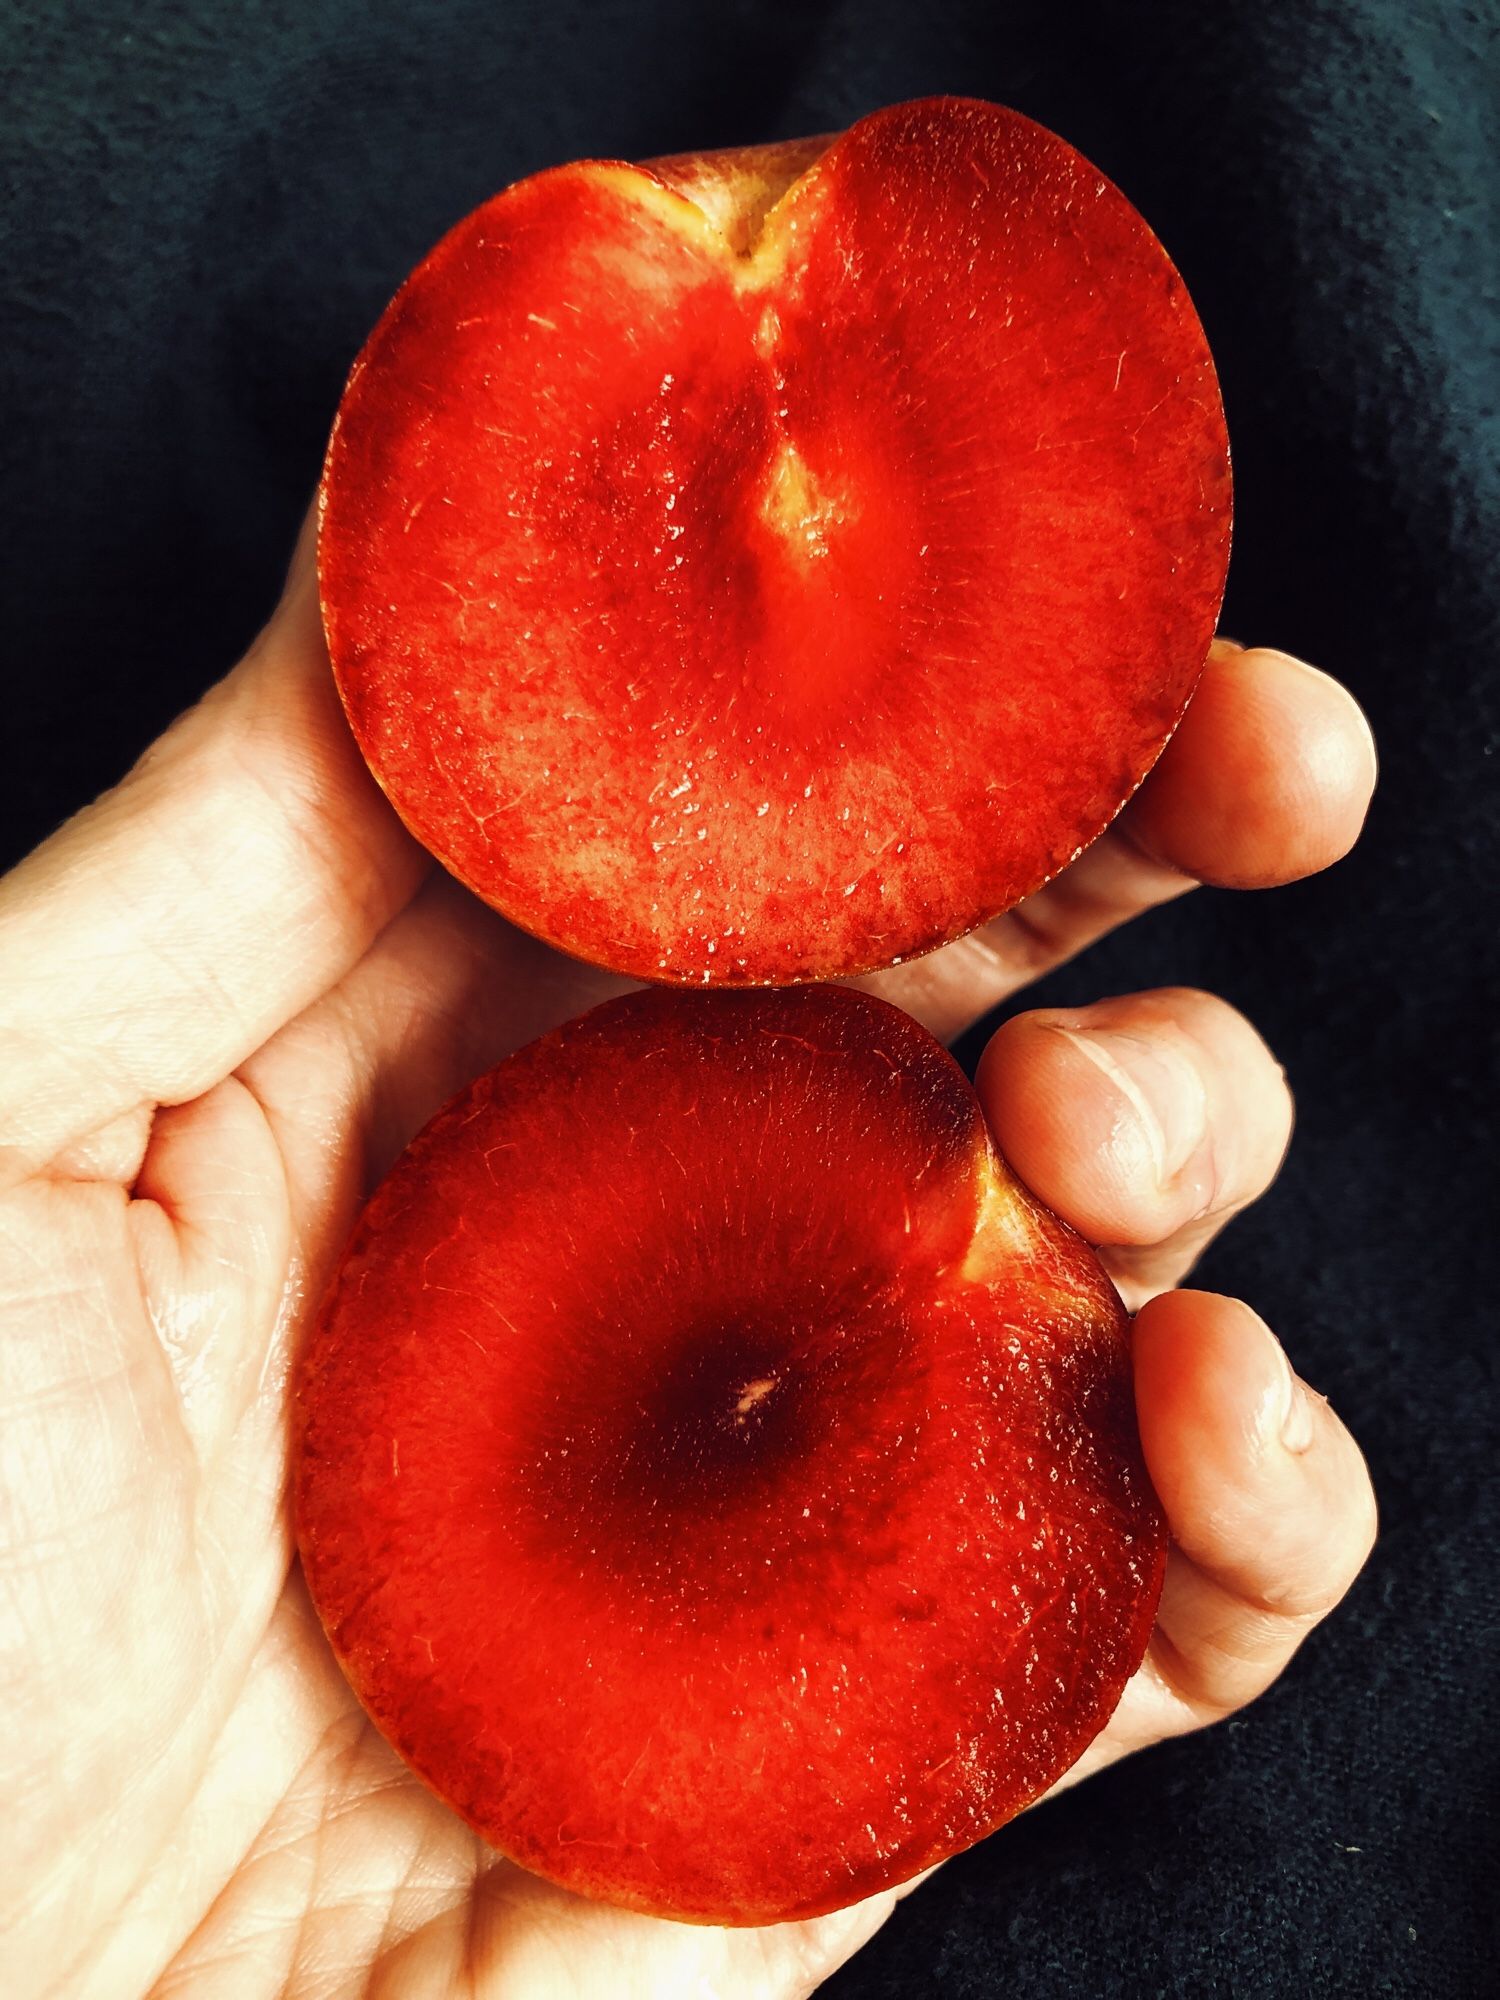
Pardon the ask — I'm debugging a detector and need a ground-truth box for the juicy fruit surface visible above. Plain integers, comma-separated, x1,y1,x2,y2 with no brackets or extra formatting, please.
320,96,1230,984
295,986,1166,1923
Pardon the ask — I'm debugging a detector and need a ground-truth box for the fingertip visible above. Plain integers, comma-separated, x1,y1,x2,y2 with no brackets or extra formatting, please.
975,989,1291,1256
1133,1290,1377,1617
977,1011,1167,1242
1133,1291,1289,1482
1130,646,1378,888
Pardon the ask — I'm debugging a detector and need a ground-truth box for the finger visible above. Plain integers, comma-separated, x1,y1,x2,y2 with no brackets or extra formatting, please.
1057,1291,1376,1790
865,643,1377,1041
0,518,430,1188
976,987,1293,1306
1135,1291,1376,1724
1127,644,1378,888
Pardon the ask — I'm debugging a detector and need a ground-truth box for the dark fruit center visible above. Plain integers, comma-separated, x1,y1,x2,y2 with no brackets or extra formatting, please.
520,1287,924,1590
627,1318,811,1495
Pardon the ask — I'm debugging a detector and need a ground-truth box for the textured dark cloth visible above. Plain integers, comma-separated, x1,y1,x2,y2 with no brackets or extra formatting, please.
3,1,1496,1993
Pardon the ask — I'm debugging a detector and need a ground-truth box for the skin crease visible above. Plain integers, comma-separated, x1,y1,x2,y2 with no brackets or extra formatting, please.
0,512,1379,1996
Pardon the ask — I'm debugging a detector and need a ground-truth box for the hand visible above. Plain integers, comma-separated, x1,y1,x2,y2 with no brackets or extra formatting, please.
0,523,1377,1999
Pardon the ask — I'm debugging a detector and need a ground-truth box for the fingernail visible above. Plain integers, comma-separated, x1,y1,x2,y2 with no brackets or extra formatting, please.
1051,1025,1208,1188
1280,1369,1323,1454
1232,1301,1322,1454
1262,1310,1321,1453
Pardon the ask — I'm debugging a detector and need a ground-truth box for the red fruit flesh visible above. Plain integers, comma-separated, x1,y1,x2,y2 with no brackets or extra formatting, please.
294,986,1166,1924
320,96,1230,985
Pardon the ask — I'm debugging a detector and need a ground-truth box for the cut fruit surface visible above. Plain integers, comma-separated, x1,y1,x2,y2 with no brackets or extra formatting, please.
319,95,1230,984
294,985,1166,1924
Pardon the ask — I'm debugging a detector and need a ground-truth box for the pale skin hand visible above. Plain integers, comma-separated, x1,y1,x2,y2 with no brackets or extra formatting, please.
0,524,1379,2000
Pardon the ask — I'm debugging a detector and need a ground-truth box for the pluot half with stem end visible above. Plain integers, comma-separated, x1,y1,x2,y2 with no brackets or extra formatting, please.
318,95,1230,986
294,984,1167,1925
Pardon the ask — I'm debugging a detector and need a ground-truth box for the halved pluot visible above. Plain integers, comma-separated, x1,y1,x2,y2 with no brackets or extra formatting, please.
294,985,1167,1924
319,95,1230,985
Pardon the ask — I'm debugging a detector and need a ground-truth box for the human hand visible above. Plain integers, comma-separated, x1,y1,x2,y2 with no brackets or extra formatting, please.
0,524,1377,1998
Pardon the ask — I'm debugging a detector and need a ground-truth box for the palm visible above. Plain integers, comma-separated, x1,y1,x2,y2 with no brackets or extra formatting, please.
2,547,1377,1998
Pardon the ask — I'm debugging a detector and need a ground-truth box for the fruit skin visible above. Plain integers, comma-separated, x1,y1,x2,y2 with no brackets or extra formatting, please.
319,95,1230,988
294,985,1167,1925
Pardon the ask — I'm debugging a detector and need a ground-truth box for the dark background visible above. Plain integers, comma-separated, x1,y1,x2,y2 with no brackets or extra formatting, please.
3,0,1496,1992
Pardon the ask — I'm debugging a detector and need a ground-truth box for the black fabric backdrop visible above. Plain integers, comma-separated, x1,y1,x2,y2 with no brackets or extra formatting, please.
3,1,1496,1993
